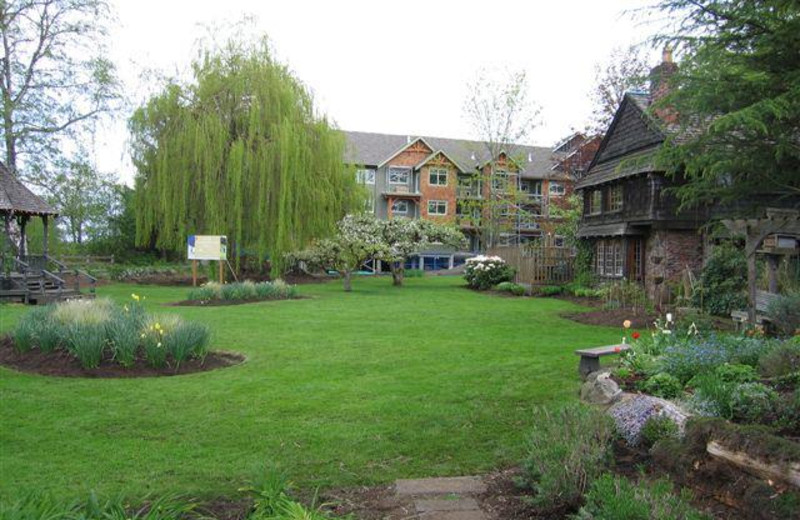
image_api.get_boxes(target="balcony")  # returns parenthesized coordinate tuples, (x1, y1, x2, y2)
(382, 184, 421, 198)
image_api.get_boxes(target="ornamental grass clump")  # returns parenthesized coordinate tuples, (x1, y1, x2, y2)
(187, 280, 298, 302)
(464, 255, 515, 290)
(8, 296, 213, 370)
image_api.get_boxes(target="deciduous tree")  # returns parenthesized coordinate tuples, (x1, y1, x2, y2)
(130, 37, 362, 274)
(587, 46, 651, 134)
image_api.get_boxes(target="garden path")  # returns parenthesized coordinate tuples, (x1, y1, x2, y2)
(394, 476, 488, 520)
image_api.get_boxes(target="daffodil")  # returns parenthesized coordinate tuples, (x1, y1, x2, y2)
(131, 293, 140, 302)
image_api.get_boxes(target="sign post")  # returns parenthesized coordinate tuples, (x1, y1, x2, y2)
(187, 235, 228, 286)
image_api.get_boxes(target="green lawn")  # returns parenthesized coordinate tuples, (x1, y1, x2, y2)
(0, 276, 620, 501)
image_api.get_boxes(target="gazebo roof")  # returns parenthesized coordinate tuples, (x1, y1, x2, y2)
(0, 161, 58, 217)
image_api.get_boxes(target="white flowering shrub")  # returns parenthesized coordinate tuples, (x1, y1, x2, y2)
(464, 255, 516, 290)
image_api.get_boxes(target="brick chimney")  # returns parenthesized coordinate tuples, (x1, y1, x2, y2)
(649, 46, 679, 124)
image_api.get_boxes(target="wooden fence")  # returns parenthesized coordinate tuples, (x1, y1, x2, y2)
(489, 244, 575, 286)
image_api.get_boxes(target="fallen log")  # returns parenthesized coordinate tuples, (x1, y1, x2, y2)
(707, 440, 800, 488)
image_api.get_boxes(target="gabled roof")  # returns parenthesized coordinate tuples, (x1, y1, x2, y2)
(576, 93, 666, 190)
(0, 162, 58, 216)
(414, 150, 466, 173)
(344, 130, 558, 180)
(377, 136, 435, 168)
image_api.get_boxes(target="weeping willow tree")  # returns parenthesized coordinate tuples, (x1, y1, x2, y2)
(130, 38, 362, 274)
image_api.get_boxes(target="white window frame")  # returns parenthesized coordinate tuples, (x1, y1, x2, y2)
(388, 167, 410, 185)
(356, 168, 375, 184)
(427, 200, 447, 216)
(391, 199, 409, 215)
(428, 167, 448, 186)
(491, 170, 509, 192)
(549, 182, 565, 196)
(608, 185, 623, 212)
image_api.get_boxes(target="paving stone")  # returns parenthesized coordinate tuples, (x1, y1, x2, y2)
(417, 511, 486, 520)
(415, 498, 480, 512)
(396, 476, 487, 496)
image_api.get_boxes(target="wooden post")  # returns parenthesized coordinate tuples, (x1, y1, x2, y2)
(766, 254, 779, 294)
(18, 215, 28, 257)
(192, 260, 198, 287)
(746, 235, 758, 323)
(42, 215, 49, 257)
(218, 260, 224, 284)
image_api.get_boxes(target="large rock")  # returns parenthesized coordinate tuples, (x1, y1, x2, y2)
(580, 371, 622, 405)
(608, 393, 691, 445)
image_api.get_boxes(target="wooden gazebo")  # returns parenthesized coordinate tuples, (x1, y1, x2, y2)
(1, 161, 95, 303)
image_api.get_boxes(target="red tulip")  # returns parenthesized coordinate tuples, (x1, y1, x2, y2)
(632, 332, 641, 340)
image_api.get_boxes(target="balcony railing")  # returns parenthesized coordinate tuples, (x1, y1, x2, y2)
(383, 184, 420, 196)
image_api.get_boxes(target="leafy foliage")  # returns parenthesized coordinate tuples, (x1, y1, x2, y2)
(758, 339, 800, 377)
(130, 37, 362, 274)
(640, 415, 680, 448)
(464, 255, 515, 290)
(767, 292, 800, 337)
(692, 243, 747, 316)
(640, 373, 683, 399)
(187, 280, 298, 302)
(574, 473, 710, 520)
(652, 0, 800, 206)
(495, 281, 526, 296)
(521, 405, 614, 513)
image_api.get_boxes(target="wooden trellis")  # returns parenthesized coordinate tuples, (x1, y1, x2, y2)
(722, 208, 800, 322)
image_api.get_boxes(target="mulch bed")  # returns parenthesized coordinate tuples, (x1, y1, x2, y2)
(169, 296, 307, 307)
(561, 307, 657, 329)
(0, 336, 244, 378)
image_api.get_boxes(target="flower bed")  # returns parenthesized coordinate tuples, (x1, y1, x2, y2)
(9, 296, 214, 372)
(182, 280, 299, 305)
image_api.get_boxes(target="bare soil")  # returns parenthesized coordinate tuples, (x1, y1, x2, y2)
(0, 336, 244, 378)
(561, 307, 657, 329)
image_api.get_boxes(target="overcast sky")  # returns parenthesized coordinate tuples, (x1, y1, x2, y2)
(101, 0, 657, 184)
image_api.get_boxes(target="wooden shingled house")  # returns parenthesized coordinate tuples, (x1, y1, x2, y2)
(574, 50, 709, 304)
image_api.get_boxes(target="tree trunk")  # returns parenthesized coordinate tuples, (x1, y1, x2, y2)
(342, 270, 352, 292)
(391, 262, 404, 286)
(747, 238, 758, 323)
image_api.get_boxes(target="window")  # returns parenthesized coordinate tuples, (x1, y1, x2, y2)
(364, 195, 375, 213)
(549, 182, 565, 196)
(429, 167, 448, 186)
(589, 190, 602, 215)
(388, 167, 410, 185)
(356, 168, 375, 184)
(427, 200, 447, 215)
(594, 239, 623, 277)
(491, 170, 509, 192)
(391, 199, 409, 215)
(497, 204, 514, 218)
(608, 185, 623, 212)
(521, 181, 542, 196)
(554, 235, 566, 248)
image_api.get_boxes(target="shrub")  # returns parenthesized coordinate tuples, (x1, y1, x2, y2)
(640, 373, 683, 399)
(640, 415, 679, 448)
(729, 382, 778, 424)
(187, 284, 219, 301)
(65, 322, 107, 369)
(574, 473, 710, 520)
(36, 315, 65, 353)
(533, 285, 563, 297)
(464, 255, 515, 290)
(495, 281, 525, 296)
(188, 280, 297, 302)
(598, 280, 648, 311)
(714, 363, 759, 384)
(758, 340, 800, 377)
(404, 269, 424, 278)
(692, 242, 747, 316)
(521, 405, 614, 512)
(775, 388, 800, 435)
(767, 292, 800, 337)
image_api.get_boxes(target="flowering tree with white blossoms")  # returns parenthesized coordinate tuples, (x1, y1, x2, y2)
(290, 214, 387, 292)
(464, 255, 516, 290)
(377, 219, 466, 287)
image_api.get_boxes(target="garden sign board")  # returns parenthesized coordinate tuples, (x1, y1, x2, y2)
(187, 235, 227, 261)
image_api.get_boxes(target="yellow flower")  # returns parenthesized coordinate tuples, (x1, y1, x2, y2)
(131, 293, 140, 301)
(123, 305, 129, 312)
(623, 320, 632, 329)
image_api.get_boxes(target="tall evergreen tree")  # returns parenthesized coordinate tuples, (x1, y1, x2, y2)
(652, 0, 800, 208)
(130, 38, 363, 273)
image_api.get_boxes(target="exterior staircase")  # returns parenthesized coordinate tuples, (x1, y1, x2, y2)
(1, 255, 96, 305)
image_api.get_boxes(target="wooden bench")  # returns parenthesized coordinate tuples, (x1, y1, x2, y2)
(575, 345, 630, 378)
(731, 290, 779, 329)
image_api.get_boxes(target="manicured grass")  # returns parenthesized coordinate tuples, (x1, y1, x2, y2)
(0, 276, 621, 501)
